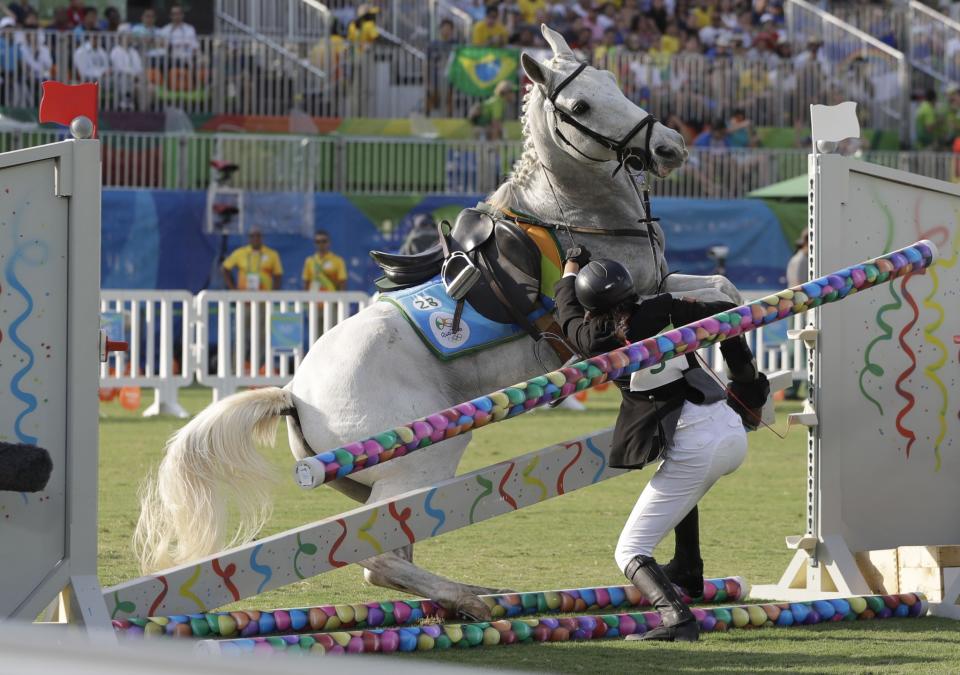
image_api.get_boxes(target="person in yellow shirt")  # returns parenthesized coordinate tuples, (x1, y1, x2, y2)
(518, 0, 546, 24)
(302, 230, 347, 291)
(222, 228, 284, 291)
(348, 4, 380, 48)
(691, 0, 714, 29)
(472, 6, 508, 47)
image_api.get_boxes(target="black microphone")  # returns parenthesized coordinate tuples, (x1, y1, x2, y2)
(0, 443, 53, 492)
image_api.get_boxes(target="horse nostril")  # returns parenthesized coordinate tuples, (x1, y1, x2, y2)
(655, 145, 680, 161)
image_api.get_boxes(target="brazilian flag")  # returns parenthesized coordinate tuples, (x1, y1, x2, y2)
(447, 47, 519, 98)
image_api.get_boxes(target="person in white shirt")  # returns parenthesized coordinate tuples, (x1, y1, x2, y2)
(132, 8, 166, 66)
(73, 33, 109, 82)
(110, 26, 143, 110)
(158, 4, 198, 66)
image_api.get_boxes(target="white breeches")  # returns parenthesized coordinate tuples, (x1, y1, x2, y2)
(614, 399, 748, 573)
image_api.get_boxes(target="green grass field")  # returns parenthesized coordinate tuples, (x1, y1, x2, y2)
(99, 388, 960, 673)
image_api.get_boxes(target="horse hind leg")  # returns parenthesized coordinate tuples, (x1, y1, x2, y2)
(361, 552, 501, 622)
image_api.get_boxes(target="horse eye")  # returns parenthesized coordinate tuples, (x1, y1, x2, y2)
(571, 100, 590, 115)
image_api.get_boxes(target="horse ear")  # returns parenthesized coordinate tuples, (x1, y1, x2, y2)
(521, 52, 550, 88)
(541, 23, 576, 61)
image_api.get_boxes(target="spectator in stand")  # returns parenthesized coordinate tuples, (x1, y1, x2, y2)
(509, 23, 535, 47)
(348, 4, 380, 49)
(222, 228, 283, 291)
(66, 0, 84, 27)
(73, 32, 109, 82)
(518, 0, 547, 25)
(18, 22, 51, 94)
(111, 25, 143, 110)
(73, 6, 98, 35)
(698, 13, 730, 50)
(159, 4, 199, 67)
(727, 108, 758, 147)
(472, 6, 508, 47)
(302, 230, 347, 291)
(0, 17, 16, 105)
(103, 6, 121, 32)
(691, 0, 714, 29)
(793, 37, 827, 69)
(470, 79, 516, 140)
(426, 18, 457, 114)
(6, 1, 31, 25)
(133, 8, 166, 66)
(593, 27, 620, 61)
(915, 89, 940, 150)
(943, 86, 960, 147)
(647, 0, 671, 34)
(753, 13, 780, 51)
(50, 7, 71, 31)
(693, 118, 732, 148)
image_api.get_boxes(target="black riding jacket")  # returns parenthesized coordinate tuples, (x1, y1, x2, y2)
(554, 275, 758, 469)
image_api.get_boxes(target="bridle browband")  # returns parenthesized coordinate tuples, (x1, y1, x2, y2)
(547, 61, 658, 177)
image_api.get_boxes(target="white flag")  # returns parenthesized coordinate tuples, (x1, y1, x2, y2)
(810, 102, 860, 147)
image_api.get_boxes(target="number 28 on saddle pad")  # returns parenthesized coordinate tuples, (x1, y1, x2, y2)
(379, 275, 554, 360)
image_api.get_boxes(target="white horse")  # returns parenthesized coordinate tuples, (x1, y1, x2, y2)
(135, 25, 743, 621)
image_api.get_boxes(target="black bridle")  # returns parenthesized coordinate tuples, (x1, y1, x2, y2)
(547, 61, 658, 177)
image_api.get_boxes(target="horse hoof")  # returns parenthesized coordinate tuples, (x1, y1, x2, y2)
(455, 594, 493, 622)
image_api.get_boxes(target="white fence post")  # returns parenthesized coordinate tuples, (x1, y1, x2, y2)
(99, 291, 194, 418)
(195, 290, 371, 402)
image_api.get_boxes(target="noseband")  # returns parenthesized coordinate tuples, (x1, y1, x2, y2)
(547, 61, 657, 177)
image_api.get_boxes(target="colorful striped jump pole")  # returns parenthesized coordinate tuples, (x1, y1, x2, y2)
(198, 593, 928, 656)
(112, 578, 747, 639)
(295, 240, 937, 489)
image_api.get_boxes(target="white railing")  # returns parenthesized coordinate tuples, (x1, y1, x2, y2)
(700, 304, 806, 381)
(215, 0, 330, 43)
(907, 1, 960, 87)
(785, 0, 909, 142)
(194, 290, 370, 401)
(101, 288, 806, 415)
(99, 291, 194, 418)
(4, 128, 955, 197)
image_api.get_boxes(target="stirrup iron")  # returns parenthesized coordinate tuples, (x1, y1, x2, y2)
(441, 251, 480, 301)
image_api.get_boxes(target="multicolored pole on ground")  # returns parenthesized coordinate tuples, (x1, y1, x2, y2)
(198, 593, 928, 656)
(112, 578, 747, 639)
(295, 240, 937, 488)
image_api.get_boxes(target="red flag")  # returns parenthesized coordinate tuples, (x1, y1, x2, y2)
(38, 81, 98, 137)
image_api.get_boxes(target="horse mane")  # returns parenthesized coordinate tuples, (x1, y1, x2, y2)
(487, 81, 542, 211)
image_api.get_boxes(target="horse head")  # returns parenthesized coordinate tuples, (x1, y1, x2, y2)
(520, 24, 687, 178)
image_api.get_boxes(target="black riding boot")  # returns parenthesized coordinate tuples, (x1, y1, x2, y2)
(661, 506, 704, 598)
(624, 555, 700, 642)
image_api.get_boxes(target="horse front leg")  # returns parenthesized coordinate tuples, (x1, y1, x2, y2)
(356, 434, 510, 621)
(661, 272, 743, 305)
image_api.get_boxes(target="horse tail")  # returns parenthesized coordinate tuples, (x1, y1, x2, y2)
(133, 387, 293, 573)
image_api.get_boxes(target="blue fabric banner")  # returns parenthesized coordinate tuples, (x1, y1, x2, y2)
(100, 191, 793, 293)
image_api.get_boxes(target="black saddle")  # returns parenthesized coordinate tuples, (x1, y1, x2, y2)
(369, 244, 444, 288)
(370, 208, 542, 325)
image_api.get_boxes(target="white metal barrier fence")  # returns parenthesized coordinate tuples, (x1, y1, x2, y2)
(194, 290, 371, 401)
(99, 289, 806, 415)
(99, 291, 195, 418)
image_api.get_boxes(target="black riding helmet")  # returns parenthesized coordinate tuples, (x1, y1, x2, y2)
(574, 259, 637, 312)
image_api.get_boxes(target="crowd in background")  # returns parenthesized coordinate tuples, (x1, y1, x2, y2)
(456, 0, 799, 64)
(0, 1, 199, 108)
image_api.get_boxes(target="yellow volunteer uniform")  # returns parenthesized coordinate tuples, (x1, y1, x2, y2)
(223, 245, 283, 291)
(348, 19, 379, 46)
(471, 21, 509, 46)
(303, 252, 347, 291)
